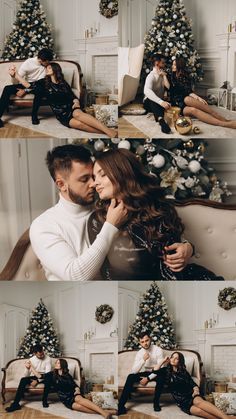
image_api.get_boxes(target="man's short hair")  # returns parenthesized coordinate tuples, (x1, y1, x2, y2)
(139, 331, 150, 340)
(152, 54, 165, 66)
(38, 48, 54, 61)
(46, 144, 92, 181)
(32, 343, 43, 353)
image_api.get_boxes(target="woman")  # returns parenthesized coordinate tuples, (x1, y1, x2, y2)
(170, 57, 236, 129)
(148, 352, 236, 418)
(9, 63, 117, 137)
(88, 148, 224, 280)
(43, 359, 115, 418)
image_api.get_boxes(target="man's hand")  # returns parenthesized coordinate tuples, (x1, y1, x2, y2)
(143, 352, 150, 362)
(106, 199, 127, 228)
(140, 377, 149, 386)
(9, 65, 16, 77)
(161, 101, 171, 110)
(25, 360, 31, 369)
(16, 88, 26, 98)
(164, 242, 193, 272)
(158, 69, 167, 77)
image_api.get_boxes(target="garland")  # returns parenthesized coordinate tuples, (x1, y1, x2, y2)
(99, 0, 118, 18)
(218, 287, 236, 310)
(95, 304, 114, 324)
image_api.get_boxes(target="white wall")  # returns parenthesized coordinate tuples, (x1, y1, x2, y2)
(119, 281, 236, 352)
(0, 282, 118, 357)
(120, 0, 236, 91)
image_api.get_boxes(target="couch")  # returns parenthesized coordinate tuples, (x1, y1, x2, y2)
(0, 59, 83, 108)
(118, 348, 203, 396)
(1, 356, 84, 403)
(118, 44, 145, 106)
(0, 199, 235, 281)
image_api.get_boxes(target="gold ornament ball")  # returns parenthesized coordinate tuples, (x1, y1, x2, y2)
(184, 140, 194, 149)
(175, 116, 193, 135)
(198, 143, 205, 153)
(193, 126, 201, 134)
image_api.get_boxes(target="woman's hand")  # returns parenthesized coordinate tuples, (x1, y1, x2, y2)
(192, 386, 200, 397)
(190, 93, 208, 105)
(74, 387, 81, 395)
(106, 199, 128, 228)
(72, 98, 80, 109)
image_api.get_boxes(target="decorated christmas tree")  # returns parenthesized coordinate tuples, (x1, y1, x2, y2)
(2, 0, 54, 60)
(18, 299, 61, 358)
(143, 0, 203, 84)
(124, 282, 176, 350)
(73, 138, 231, 202)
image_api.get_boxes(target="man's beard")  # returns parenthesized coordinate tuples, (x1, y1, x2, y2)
(68, 187, 95, 206)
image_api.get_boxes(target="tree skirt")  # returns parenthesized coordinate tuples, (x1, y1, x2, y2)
(2, 107, 108, 139)
(121, 106, 236, 139)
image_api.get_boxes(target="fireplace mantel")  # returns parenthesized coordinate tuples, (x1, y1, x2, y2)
(217, 33, 236, 87)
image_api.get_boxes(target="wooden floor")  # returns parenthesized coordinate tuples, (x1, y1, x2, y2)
(0, 403, 62, 418)
(118, 117, 146, 138)
(0, 122, 50, 138)
(120, 412, 157, 419)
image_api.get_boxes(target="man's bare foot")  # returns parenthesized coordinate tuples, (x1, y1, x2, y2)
(107, 128, 118, 138)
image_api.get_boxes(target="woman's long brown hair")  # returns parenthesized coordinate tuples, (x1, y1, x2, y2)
(45, 62, 67, 90)
(54, 358, 69, 376)
(175, 57, 188, 78)
(95, 149, 184, 242)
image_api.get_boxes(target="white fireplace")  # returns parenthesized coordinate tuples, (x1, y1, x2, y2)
(78, 337, 118, 387)
(196, 327, 236, 379)
(77, 36, 118, 96)
(217, 33, 236, 87)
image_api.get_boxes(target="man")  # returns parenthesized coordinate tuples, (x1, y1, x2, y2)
(30, 144, 127, 281)
(5, 344, 51, 412)
(0, 48, 53, 128)
(144, 54, 171, 134)
(118, 333, 167, 415)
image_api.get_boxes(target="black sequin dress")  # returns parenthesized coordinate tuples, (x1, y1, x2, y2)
(32, 78, 79, 127)
(88, 212, 224, 280)
(153, 367, 201, 415)
(44, 372, 81, 409)
(169, 72, 193, 112)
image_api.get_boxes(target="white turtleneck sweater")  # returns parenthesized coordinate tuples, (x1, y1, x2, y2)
(144, 69, 165, 106)
(29, 195, 118, 281)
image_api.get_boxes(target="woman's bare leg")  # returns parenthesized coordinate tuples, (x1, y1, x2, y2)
(72, 402, 97, 413)
(71, 109, 118, 137)
(73, 395, 113, 418)
(192, 396, 235, 419)
(183, 106, 236, 129)
(190, 406, 217, 419)
(184, 96, 228, 122)
(69, 118, 102, 133)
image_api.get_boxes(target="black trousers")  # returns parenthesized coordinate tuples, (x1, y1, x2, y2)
(13, 376, 39, 404)
(0, 83, 44, 119)
(118, 370, 166, 409)
(143, 98, 164, 121)
(42, 372, 54, 403)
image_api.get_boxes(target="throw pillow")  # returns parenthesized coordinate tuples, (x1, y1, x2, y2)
(120, 103, 146, 115)
(93, 105, 118, 127)
(213, 392, 236, 414)
(91, 391, 118, 409)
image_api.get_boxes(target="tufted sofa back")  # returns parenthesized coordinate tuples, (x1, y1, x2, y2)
(118, 348, 202, 390)
(175, 201, 236, 280)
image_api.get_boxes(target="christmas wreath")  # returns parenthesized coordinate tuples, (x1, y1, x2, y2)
(218, 287, 236, 310)
(99, 0, 118, 18)
(95, 304, 114, 324)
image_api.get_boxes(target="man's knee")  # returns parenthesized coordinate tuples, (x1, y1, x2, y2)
(126, 373, 137, 382)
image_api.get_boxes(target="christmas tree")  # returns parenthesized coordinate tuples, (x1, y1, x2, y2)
(124, 282, 176, 350)
(73, 138, 231, 202)
(18, 299, 61, 358)
(143, 0, 204, 84)
(2, 0, 54, 60)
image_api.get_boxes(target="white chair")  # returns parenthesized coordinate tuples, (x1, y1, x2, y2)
(118, 44, 145, 106)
